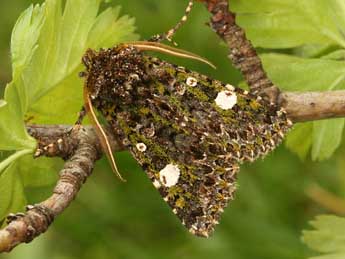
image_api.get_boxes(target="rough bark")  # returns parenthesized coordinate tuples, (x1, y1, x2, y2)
(0, 126, 121, 253)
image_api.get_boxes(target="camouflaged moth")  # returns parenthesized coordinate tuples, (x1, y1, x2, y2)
(80, 41, 292, 237)
(79, 1, 293, 237)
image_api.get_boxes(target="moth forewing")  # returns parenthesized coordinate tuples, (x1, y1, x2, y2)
(81, 43, 292, 237)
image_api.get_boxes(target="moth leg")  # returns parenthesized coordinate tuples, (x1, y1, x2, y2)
(83, 87, 126, 182)
(150, 0, 194, 44)
(74, 106, 86, 126)
(63, 106, 86, 138)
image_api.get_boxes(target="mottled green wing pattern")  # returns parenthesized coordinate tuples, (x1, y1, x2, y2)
(82, 45, 292, 237)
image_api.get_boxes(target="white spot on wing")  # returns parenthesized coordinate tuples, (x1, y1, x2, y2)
(159, 164, 180, 187)
(136, 143, 147, 152)
(215, 90, 237, 110)
(176, 84, 186, 95)
(186, 77, 198, 87)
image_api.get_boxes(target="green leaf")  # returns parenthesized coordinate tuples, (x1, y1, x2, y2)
(0, 100, 6, 108)
(232, 0, 345, 49)
(10, 3, 45, 112)
(87, 7, 138, 49)
(285, 123, 313, 160)
(312, 119, 345, 161)
(21, 0, 98, 106)
(261, 53, 345, 92)
(0, 4, 45, 151)
(0, 149, 33, 174)
(0, 0, 138, 216)
(28, 71, 83, 124)
(0, 4, 44, 151)
(0, 154, 59, 222)
(231, 1, 345, 160)
(1, 0, 138, 143)
(321, 49, 345, 60)
(28, 4, 138, 124)
(19, 155, 60, 188)
(0, 82, 36, 151)
(0, 162, 26, 221)
(261, 53, 345, 160)
(302, 215, 345, 259)
(293, 44, 333, 59)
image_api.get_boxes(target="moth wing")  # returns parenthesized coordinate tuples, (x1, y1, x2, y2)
(126, 137, 239, 237)
(146, 158, 239, 238)
(82, 43, 291, 237)
(113, 90, 240, 237)
(106, 54, 289, 237)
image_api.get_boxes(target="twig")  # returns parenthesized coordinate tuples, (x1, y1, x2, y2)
(306, 184, 345, 216)
(201, 0, 280, 104)
(0, 126, 121, 253)
(279, 91, 345, 122)
(200, 0, 345, 122)
(27, 125, 122, 158)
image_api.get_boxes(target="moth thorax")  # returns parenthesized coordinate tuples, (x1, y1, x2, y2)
(83, 45, 147, 101)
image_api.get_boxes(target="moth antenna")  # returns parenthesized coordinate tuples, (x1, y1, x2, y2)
(150, 0, 194, 44)
(166, 0, 193, 42)
(83, 87, 126, 182)
(125, 41, 216, 69)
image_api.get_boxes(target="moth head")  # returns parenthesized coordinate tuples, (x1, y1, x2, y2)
(81, 47, 128, 182)
(81, 45, 145, 102)
(81, 48, 102, 100)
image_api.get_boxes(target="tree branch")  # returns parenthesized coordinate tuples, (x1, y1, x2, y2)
(0, 125, 122, 253)
(200, 0, 280, 104)
(200, 0, 345, 122)
(279, 91, 345, 122)
(27, 125, 122, 158)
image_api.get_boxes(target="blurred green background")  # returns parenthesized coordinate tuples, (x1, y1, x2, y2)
(1, 1, 345, 259)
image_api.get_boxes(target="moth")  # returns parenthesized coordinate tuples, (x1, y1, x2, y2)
(80, 41, 292, 237)
(79, 2, 293, 237)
